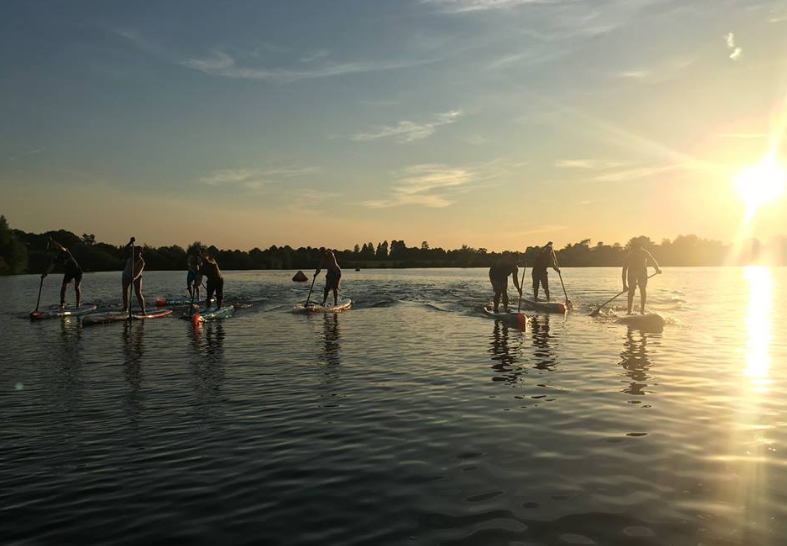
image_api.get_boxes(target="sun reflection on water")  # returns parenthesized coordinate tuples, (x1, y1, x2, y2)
(743, 266, 773, 388)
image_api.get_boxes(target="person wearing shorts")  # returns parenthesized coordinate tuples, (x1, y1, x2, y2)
(200, 250, 224, 309)
(622, 241, 662, 314)
(489, 259, 521, 313)
(316, 247, 342, 307)
(532, 242, 559, 302)
(122, 237, 146, 314)
(42, 238, 83, 308)
(187, 253, 203, 300)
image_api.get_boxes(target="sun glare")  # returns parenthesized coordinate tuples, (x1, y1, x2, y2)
(733, 156, 787, 217)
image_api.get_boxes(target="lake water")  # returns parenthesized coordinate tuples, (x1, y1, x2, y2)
(1, 267, 786, 545)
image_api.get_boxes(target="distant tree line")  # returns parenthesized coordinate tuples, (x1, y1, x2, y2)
(0, 215, 785, 275)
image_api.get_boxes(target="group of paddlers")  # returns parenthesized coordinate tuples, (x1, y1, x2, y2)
(42, 238, 660, 316)
(488, 241, 662, 315)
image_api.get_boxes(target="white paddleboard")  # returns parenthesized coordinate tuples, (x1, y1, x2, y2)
(293, 298, 352, 313)
(83, 308, 173, 325)
(520, 299, 567, 314)
(616, 313, 665, 331)
(30, 304, 97, 320)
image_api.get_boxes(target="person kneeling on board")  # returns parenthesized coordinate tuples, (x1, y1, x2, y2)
(622, 241, 661, 315)
(489, 259, 521, 313)
(532, 242, 560, 302)
(42, 237, 83, 309)
(200, 249, 224, 309)
(121, 237, 146, 314)
(315, 247, 342, 307)
(187, 250, 203, 301)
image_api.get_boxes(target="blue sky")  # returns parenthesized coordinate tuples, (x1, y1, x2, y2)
(2, 0, 786, 250)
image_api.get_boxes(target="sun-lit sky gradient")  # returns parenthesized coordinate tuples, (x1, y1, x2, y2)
(2, 0, 787, 251)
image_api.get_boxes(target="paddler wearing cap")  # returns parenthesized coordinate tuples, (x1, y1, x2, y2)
(532, 242, 560, 302)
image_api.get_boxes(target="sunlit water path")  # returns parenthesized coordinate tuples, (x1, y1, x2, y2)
(1, 267, 785, 545)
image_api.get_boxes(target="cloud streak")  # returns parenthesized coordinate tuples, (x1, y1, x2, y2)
(422, 0, 546, 13)
(725, 32, 742, 60)
(351, 111, 463, 143)
(199, 167, 316, 189)
(363, 163, 493, 208)
(183, 51, 430, 83)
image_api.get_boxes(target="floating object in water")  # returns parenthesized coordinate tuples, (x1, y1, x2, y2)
(292, 271, 308, 282)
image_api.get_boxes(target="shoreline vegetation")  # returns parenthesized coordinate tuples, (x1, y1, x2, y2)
(1, 215, 785, 275)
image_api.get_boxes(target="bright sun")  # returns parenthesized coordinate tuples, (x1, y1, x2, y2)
(734, 156, 787, 216)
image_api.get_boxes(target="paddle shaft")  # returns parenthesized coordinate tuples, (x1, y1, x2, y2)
(557, 270, 571, 309)
(34, 276, 44, 313)
(517, 263, 526, 313)
(128, 240, 134, 321)
(590, 271, 659, 317)
(304, 274, 318, 307)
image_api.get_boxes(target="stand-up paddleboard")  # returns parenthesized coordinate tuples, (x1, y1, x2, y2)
(616, 313, 665, 331)
(520, 299, 567, 314)
(30, 304, 97, 320)
(483, 306, 529, 327)
(293, 298, 352, 313)
(183, 305, 235, 323)
(83, 308, 173, 325)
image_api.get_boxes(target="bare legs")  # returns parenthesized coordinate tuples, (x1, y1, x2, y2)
(122, 278, 145, 314)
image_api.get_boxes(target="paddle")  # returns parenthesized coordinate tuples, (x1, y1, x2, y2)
(128, 237, 135, 322)
(30, 275, 45, 319)
(589, 272, 659, 317)
(304, 272, 318, 307)
(557, 270, 572, 310)
(517, 263, 526, 313)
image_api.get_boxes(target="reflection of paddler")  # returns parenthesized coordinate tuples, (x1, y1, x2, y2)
(532, 242, 559, 302)
(622, 241, 662, 315)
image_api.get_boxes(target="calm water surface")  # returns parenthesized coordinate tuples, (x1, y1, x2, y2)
(1, 267, 786, 545)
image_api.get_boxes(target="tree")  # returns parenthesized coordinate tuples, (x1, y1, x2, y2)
(376, 240, 389, 259)
(353, 244, 360, 254)
(421, 241, 430, 250)
(81, 233, 96, 246)
(0, 216, 29, 274)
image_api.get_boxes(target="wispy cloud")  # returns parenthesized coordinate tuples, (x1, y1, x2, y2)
(300, 49, 330, 63)
(716, 132, 767, 139)
(555, 159, 627, 170)
(725, 32, 742, 60)
(423, 0, 545, 14)
(183, 51, 430, 83)
(350, 111, 463, 143)
(199, 167, 316, 189)
(8, 147, 45, 161)
(589, 164, 680, 183)
(363, 163, 495, 208)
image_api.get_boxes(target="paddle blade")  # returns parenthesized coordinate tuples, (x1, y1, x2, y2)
(191, 312, 201, 326)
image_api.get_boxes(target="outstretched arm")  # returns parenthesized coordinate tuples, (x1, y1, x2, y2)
(622, 258, 629, 291)
(512, 267, 522, 294)
(133, 258, 145, 280)
(645, 249, 662, 273)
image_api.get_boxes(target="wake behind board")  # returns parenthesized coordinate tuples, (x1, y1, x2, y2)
(293, 298, 352, 313)
(483, 306, 528, 327)
(182, 305, 235, 323)
(30, 304, 97, 320)
(83, 308, 173, 325)
(520, 299, 567, 314)
(616, 313, 665, 331)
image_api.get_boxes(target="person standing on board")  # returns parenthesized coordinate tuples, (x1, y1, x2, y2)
(532, 242, 560, 302)
(622, 241, 662, 315)
(315, 247, 342, 307)
(200, 249, 224, 309)
(42, 237, 83, 308)
(187, 251, 203, 301)
(489, 259, 521, 313)
(121, 237, 146, 314)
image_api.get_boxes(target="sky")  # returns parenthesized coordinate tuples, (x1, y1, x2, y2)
(2, 0, 787, 251)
